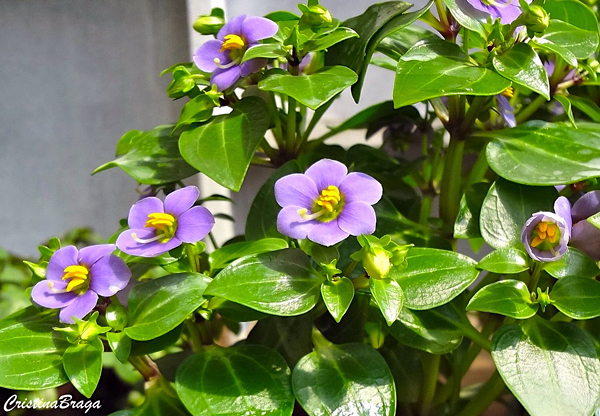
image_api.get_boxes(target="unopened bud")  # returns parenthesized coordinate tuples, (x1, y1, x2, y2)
(521, 5, 550, 35)
(363, 248, 391, 280)
(193, 15, 225, 35)
(106, 303, 128, 331)
(299, 4, 333, 26)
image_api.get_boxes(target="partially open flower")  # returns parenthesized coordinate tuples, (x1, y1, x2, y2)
(31, 245, 131, 324)
(568, 191, 600, 261)
(521, 197, 571, 262)
(495, 90, 516, 128)
(274, 159, 383, 246)
(116, 186, 215, 257)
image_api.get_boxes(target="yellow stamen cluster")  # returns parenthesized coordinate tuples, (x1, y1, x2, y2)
(220, 34, 245, 51)
(530, 221, 559, 248)
(62, 265, 89, 293)
(501, 87, 514, 98)
(315, 186, 342, 213)
(145, 213, 176, 230)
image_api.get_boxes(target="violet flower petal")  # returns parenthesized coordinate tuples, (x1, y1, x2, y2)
(59, 290, 98, 324)
(175, 206, 215, 243)
(554, 196, 572, 232)
(31, 280, 76, 309)
(78, 244, 116, 268)
(305, 159, 348, 191)
(217, 15, 247, 40)
(241, 16, 279, 43)
(496, 95, 516, 128)
(571, 221, 600, 261)
(337, 202, 377, 236)
(275, 174, 319, 208)
(339, 172, 383, 205)
(276, 205, 315, 239)
(89, 255, 132, 297)
(307, 221, 349, 247)
(572, 191, 600, 222)
(164, 186, 200, 218)
(212, 66, 242, 91)
(46, 246, 79, 281)
(240, 58, 268, 77)
(116, 229, 182, 257)
(193, 39, 229, 73)
(128, 197, 164, 229)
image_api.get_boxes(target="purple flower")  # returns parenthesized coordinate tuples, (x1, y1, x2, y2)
(566, 191, 600, 261)
(521, 197, 571, 262)
(496, 93, 516, 128)
(274, 159, 383, 247)
(465, 0, 523, 24)
(31, 244, 131, 324)
(193, 15, 278, 91)
(116, 186, 215, 257)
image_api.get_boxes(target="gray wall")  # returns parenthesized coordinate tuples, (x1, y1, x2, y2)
(0, 0, 189, 256)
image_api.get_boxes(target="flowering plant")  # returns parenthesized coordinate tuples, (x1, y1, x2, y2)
(3, 0, 600, 415)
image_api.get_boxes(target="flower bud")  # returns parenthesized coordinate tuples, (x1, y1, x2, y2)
(521, 5, 550, 35)
(533, 287, 553, 312)
(193, 15, 225, 35)
(298, 4, 333, 26)
(106, 303, 128, 331)
(54, 312, 110, 343)
(363, 247, 391, 280)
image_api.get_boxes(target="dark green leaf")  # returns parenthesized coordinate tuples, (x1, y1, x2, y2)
(467, 280, 538, 319)
(551, 276, 600, 319)
(477, 248, 529, 274)
(205, 249, 325, 316)
(211, 299, 269, 322)
(533, 20, 598, 66)
(554, 95, 577, 127)
(125, 273, 211, 341)
(209, 238, 289, 271)
(176, 345, 294, 416)
(545, 247, 600, 279)
(377, 25, 442, 58)
(241, 44, 289, 63)
(63, 338, 103, 398)
(107, 331, 131, 363)
(370, 277, 404, 326)
(302, 27, 359, 54)
(129, 325, 183, 356)
(321, 277, 355, 323)
(179, 97, 270, 191)
(492, 43, 549, 100)
(111, 383, 191, 416)
(174, 94, 215, 131)
(442, 0, 486, 36)
(454, 182, 491, 239)
(544, 0, 600, 34)
(378, 342, 423, 403)
(568, 96, 600, 122)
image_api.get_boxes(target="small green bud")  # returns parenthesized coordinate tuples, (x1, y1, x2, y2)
(106, 303, 128, 331)
(320, 259, 342, 280)
(520, 5, 550, 35)
(390, 244, 412, 267)
(298, 3, 333, 26)
(533, 287, 553, 312)
(363, 248, 391, 279)
(365, 321, 386, 349)
(193, 15, 225, 35)
(54, 312, 111, 344)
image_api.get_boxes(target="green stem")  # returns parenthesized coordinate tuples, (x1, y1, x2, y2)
(455, 371, 505, 416)
(185, 244, 199, 273)
(185, 319, 203, 353)
(208, 232, 219, 250)
(528, 261, 545, 292)
(421, 11, 447, 34)
(434, 0, 450, 27)
(286, 96, 297, 152)
(515, 95, 546, 123)
(439, 138, 465, 227)
(268, 92, 284, 149)
(466, 146, 490, 186)
(420, 354, 441, 416)
(462, 96, 488, 131)
(459, 317, 497, 378)
(260, 138, 278, 160)
(420, 194, 433, 225)
(344, 260, 359, 277)
(128, 355, 160, 382)
(297, 99, 334, 153)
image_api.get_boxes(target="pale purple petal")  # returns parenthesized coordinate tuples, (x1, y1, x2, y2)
(240, 58, 268, 77)
(212, 66, 242, 91)
(116, 229, 182, 257)
(46, 246, 79, 281)
(217, 15, 247, 40)
(89, 255, 132, 297)
(275, 174, 319, 208)
(571, 221, 600, 261)
(572, 191, 600, 222)
(307, 221, 349, 247)
(128, 197, 164, 229)
(521, 211, 569, 262)
(305, 159, 348, 191)
(175, 206, 215, 243)
(554, 196, 572, 232)
(31, 280, 76, 309)
(164, 186, 200, 218)
(466, 0, 522, 23)
(59, 290, 98, 324)
(193, 39, 229, 73)
(277, 205, 315, 240)
(241, 16, 279, 43)
(78, 244, 116, 268)
(339, 172, 383, 205)
(496, 95, 516, 128)
(338, 202, 377, 236)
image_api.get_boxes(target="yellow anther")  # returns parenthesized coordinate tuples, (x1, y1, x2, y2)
(538, 222, 548, 232)
(220, 34, 245, 51)
(537, 230, 547, 239)
(502, 87, 514, 98)
(531, 236, 544, 248)
(546, 224, 556, 237)
(145, 213, 175, 228)
(548, 233, 558, 243)
(530, 221, 561, 250)
(62, 265, 89, 293)
(66, 278, 87, 292)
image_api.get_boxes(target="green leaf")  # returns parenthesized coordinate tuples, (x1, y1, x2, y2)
(492, 43, 549, 100)
(388, 306, 463, 354)
(125, 273, 211, 341)
(302, 27, 359, 54)
(107, 332, 131, 363)
(112, 381, 191, 416)
(321, 277, 355, 323)
(378, 343, 423, 403)
(205, 249, 325, 316)
(370, 278, 404, 326)
(442, 0, 487, 36)
(477, 248, 530, 274)
(179, 96, 270, 191)
(467, 280, 538, 319)
(258, 66, 357, 110)
(93, 126, 198, 185)
(63, 338, 103, 398)
(209, 238, 289, 271)
(545, 247, 600, 279)
(175, 345, 294, 416)
(378, 25, 442, 58)
(554, 95, 577, 127)
(454, 182, 491, 239)
(492, 318, 600, 416)
(174, 94, 215, 131)
(241, 44, 289, 63)
(532, 20, 598, 66)
(292, 342, 396, 416)
(245, 161, 301, 240)
(551, 276, 600, 319)
(568, 95, 600, 122)
(391, 248, 479, 310)
(479, 178, 556, 249)
(394, 39, 510, 108)
(130, 325, 182, 356)
(588, 211, 600, 230)
(0, 307, 69, 390)
(544, 0, 600, 34)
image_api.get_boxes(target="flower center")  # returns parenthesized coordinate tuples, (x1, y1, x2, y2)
(501, 87, 514, 98)
(213, 34, 246, 70)
(530, 221, 561, 251)
(297, 186, 344, 223)
(221, 34, 245, 51)
(62, 265, 90, 293)
(132, 212, 177, 244)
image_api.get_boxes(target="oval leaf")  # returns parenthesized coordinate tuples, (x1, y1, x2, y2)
(477, 248, 529, 274)
(321, 277, 355, 323)
(492, 43, 549, 100)
(370, 277, 404, 326)
(209, 238, 289, 271)
(467, 280, 538, 319)
(63, 338, 103, 398)
(551, 276, 600, 319)
(545, 247, 600, 279)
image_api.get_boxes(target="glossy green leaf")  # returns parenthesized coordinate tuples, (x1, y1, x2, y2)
(492, 43, 549, 100)
(389, 306, 463, 354)
(321, 277, 355, 323)
(545, 247, 600, 279)
(479, 178, 556, 248)
(125, 273, 211, 341)
(129, 325, 182, 356)
(205, 249, 324, 316)
(467, 280, 538, 319)
(454, 182, 491, 239)
(63, 338, 103, 398)
(174, 94, 215, 131)
(241, 44, 288, 63)
(111, 381, 191, 416)
(391, 248, 479, 310)
(394, 40, 511, 108)
(107, 332, 131, 363)
(211, 299, 269, 322)
(292, 342, 396, 416)
(569, 96, 600, 122)
(302, 27, 359, 54)
(176, 345, 294, 416)
(492, 318, 600, 416)
(179, 97, 270, 191)
(94, 126, 198, 185)
(258, 66, 357, 110)
(477, 248, 529, 274)
(442, 0, 486, 36)
(551, 276, 600, 319)
(245, 161, 301, 241)
(544, 0, 599, 33)
(554, 95, 577, 127)
(533, 20, 598, 66)
(209, 238, 289, 271)
(378, 25, 442, 58)
(370, 278, 404, 326)
(378, 343, 423, 403)
(588, 211, 600, 230)
(0, 307, 69, 390)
